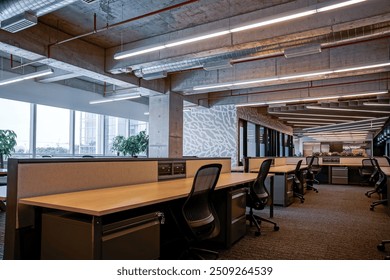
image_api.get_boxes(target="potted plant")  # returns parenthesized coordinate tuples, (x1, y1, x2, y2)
(0, 129, 17, 168)
(111, 131, 149, 157)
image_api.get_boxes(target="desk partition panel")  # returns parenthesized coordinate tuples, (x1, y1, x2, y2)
(4, 157, 231, 259)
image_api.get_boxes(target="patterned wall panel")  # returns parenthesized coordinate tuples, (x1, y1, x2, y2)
(183, 105, 238, 165)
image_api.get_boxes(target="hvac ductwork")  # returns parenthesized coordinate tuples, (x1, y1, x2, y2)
(0, 0, 79, 33)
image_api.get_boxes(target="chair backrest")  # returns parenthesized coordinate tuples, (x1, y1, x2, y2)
(371, 158, 386, 192)
(182, 163, 222, 240)
(250, 158, 272, 209)
(306, 156, 313, 166)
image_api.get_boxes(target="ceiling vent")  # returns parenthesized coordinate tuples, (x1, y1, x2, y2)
(0, 11, 37, 33)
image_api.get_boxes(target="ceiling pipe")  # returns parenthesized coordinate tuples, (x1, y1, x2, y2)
(49, 0, 199, 48)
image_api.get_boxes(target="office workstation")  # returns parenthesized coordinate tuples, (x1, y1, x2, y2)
(0, 0, 390, 261)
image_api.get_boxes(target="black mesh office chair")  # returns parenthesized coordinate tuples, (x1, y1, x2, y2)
(293, 160, 305, 203)
(178, 163, 222, 259)
(361, 158, 376, 189)
(305, 156, 319, 193)
(246, 159, 279, 236)
(369, 158, 387, 211)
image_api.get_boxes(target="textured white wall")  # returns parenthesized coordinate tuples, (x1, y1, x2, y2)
(183, 105, 238, 165)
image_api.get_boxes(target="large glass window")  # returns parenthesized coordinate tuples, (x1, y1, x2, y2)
(36, 105, 71, 156)
(104, 116, 128, 155)
(75, 111, 103, 155)
(0, 98, 31, 156)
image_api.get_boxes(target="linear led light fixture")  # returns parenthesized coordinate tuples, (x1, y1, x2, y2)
(303, 125, 383, 133)
(363, 102, 390, 107)
(305, 105, 390, 114)
(114, 0, 366, 60)
(0, 68, 54, 86)
(198, 61, 390, 91)
(235, 90, 388, 107)
(287, 121, 337, 125)
(280, 117, 346, 122)
(89, 94, 141, 104)
(268, 112, 371, 119)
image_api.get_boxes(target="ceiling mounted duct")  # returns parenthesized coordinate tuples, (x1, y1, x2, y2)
(284, 44, 322, 58)
(142, 71, 167, 80)
(0, 11, 37, 33)
(0, 0, 78, 33)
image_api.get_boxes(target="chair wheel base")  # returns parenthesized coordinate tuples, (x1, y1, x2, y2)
(274, 225, 280, 231)
(370, 206, 374, 211)
(377, 243, 385, 251)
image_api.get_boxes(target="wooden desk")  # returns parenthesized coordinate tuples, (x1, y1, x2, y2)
(19, 172, 258, 259)
(20, 173, 257, 216)
(0, 168, 7, 176)
(0, 185, 6, 212)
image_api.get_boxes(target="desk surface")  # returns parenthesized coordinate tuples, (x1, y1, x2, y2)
(19, 172, 257, 216)
(250, 164, 307, 174)
(382, 167, 390, 176)
(0, 169, 7, 176)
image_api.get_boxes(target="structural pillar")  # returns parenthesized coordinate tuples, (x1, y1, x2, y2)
(148, 89, 183, 158)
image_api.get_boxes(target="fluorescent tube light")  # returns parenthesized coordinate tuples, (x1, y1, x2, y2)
(165, 30, 230, 47)
(114, 45, 166, 60)
(196, 62, 390, 91)
(0, 68, 54, 86)
(305, 105, 389, 114)
(89, 94, 141, 104)
(230, 9, 317, 32)
(114, 0, 366, 60)
(235, 91, 388, 107)
(316, 0, 366, 12)
(363, 102, 390, 106)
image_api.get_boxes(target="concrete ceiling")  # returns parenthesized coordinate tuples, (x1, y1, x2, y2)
(0, 0, 389, 142)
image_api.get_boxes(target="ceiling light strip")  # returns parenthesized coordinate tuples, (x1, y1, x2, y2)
(89, 94, 141, 104)
(198, 61, 390, 91)
(0, 69, 54, 86)
(114, 0, 367, 60)
(363, 102, 390, 107)
(235, 90, 388, 107)
(267, 112, 371, 119)
(305, 105, 390, 114)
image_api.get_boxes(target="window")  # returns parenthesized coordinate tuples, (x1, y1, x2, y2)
(36, 105, 70, 156)
(104, 116, 128, 155)
(0, 98, 31, 155)
(75, 111, 103, 155)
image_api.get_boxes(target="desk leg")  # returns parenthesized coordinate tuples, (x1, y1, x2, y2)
(270, 176, 274, 218)
(92, 216, 102, 260)
(33, 207, 42, 259)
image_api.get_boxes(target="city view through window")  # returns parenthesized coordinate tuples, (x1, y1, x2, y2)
(0, 98, 148, 158)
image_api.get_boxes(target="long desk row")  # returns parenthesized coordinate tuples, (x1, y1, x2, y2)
(18, 172, 260, 260)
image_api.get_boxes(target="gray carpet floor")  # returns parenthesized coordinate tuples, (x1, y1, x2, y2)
(0, 184, 389, 260)
(219, 184, 390, 260)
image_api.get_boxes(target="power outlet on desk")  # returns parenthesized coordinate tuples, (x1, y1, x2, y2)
(158, 161, 186, 180)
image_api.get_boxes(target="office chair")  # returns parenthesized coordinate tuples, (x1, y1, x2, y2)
(293, 160, 305, 203)
(176, 163, 222, 259)
(361, 158, 376, 189)
(305, 156, 319, 193)
(246, 159, 279, 236)
(377, 240, 390, 260)
(369, 158, 387, 211)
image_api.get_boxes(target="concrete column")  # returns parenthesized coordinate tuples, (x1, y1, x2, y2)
(148, 89, 183, 158)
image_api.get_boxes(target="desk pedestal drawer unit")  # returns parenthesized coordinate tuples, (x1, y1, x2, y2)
(213, 187, 247, 247)
(331, 167, 348, 185)
(274, 174, 294, 206)
(41, 211, 163, 260)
